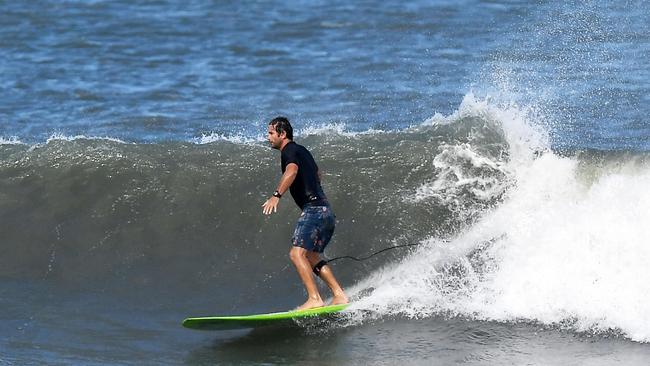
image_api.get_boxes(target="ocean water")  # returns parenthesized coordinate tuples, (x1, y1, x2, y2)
(1, 1, 650, 365)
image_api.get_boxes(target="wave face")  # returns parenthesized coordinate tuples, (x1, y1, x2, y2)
(2, 95, 649, 341)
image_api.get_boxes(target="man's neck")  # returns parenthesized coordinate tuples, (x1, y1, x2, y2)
(279, 139, 292, 151)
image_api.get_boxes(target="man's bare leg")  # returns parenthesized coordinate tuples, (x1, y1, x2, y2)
(289, 247, 325, 310)
(306, 251, 349, 305)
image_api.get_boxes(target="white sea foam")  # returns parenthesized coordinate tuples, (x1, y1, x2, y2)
(45, 133, 127, 144)
(193, 132, 265, 145)
(348, 95, 650, 343)
(458, 155, 650, 342)
(0, 136, 24, 145)
(195, 123, 386, 145)
(409, 142, 511, 205)
(298, 122, 386, 138)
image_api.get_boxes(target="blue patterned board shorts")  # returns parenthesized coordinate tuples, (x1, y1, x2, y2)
(292, 205, 335, 253)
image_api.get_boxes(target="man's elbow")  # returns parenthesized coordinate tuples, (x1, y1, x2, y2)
(287, 164, 299, 176)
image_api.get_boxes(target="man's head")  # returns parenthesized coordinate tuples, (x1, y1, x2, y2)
(268, 116, 293, 149)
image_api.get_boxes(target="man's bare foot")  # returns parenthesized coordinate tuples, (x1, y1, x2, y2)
(296, 298, 325, 310)
(329, 294, 349, 306)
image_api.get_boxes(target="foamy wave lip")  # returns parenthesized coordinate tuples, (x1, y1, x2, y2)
(423, 92, 549, 157)
(193, 132, 265, 145)
(422, 92, 498, 126)
(46, 133, 127, 144)
(298, 122, 386, 137)
(405, 92, 545, 204)
(0, 136, 24, 145)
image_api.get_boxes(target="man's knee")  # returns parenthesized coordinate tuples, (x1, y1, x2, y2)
(289, 247, 306, 263)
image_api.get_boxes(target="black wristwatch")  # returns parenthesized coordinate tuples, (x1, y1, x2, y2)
(272, 191, 282, 198)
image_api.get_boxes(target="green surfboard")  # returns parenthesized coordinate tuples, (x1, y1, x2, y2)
(182, 303, 349, 330)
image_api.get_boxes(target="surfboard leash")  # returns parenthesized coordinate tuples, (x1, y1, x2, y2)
(312, 243, 422, 275)
(324, 242, 423, 264)
(313, 234, 504, 275)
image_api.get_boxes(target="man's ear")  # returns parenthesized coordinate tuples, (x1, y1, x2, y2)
(279, 130, 287, 139)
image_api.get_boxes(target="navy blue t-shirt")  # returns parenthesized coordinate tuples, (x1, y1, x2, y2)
(281, 141, 327, 209)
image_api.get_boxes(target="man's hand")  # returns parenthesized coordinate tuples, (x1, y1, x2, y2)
(262, 196, 280, 215)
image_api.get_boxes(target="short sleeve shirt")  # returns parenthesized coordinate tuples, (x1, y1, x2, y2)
(281, 141, 327, 209)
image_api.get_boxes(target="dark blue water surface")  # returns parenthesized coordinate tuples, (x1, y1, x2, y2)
(2, 0, 647, 148)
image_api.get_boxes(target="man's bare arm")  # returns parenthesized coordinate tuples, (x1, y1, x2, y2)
(262, 163, 298, 215)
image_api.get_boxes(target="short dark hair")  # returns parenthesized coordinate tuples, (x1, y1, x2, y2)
(269, 116, 293, 140)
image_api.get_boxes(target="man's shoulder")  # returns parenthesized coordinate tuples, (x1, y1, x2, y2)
(282, 141, 313, 163)
(288, 141, 304, 148)
(282, 141, 305, 154)
(281, 141, 300, 161)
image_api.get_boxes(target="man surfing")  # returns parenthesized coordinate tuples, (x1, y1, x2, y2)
(262, 116, 349, 310)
